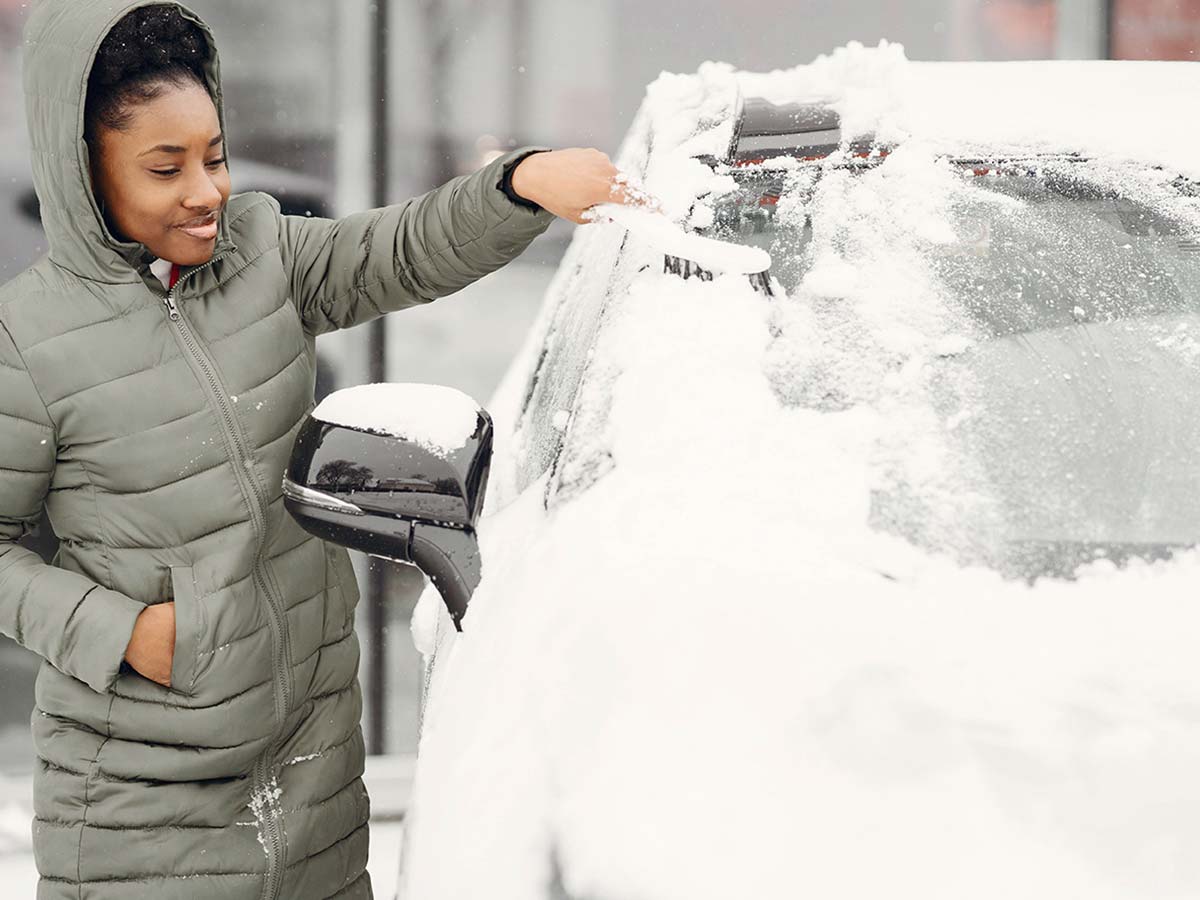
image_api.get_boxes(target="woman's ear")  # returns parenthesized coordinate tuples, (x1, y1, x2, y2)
(86, 141, 109, 214)
(86, 142, 120, 238)
(86, 143, 101, 202)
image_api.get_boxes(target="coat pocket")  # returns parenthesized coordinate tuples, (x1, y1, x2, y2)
(325, 542, 358, 636)
(169, 565, 203, 695)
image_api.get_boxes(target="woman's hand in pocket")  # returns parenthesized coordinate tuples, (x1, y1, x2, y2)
(125, 602, 176, 686)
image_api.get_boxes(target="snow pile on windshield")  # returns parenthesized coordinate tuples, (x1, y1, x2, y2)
(400, 48, 1200, 900)
(633, 62, 741, 219)
(312, 383, 480, 454)
(593, 203, 771, 274)
(739, 41, 1200, 179)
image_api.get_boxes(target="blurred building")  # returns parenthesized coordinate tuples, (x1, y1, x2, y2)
(1111, 0, 1200, 58)
(389, 0, 1199, 194)
(188, 0, 340, 178)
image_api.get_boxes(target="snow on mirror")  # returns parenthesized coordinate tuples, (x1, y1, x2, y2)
(312, 382, 482, 456)
(284, 383, 494, 628)
(745, 152, 1200, 580)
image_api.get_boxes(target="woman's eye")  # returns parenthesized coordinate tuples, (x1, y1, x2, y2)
(149, 159, 226, 177)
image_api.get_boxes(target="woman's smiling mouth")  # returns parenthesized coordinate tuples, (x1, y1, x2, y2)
(176, 212, 218, 240)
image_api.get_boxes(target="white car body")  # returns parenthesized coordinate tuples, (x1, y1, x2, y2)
(399, 46, 1200, 900)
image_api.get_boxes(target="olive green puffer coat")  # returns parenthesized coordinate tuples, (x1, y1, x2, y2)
(0, 2, 552, 897)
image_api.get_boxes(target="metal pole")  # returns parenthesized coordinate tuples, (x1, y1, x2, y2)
(1055, 0, 1109, 59)
(1103, 0, 1116, 59)
(509, 0, 530, 144)
(367, 0, 390, 757)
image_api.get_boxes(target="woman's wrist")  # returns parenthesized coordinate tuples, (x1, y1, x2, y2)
(508, 150, 550, 208)
(500, 149, 551, 211)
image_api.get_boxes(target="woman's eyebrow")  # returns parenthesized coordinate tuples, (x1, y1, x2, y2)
(138, 134, 224, 157)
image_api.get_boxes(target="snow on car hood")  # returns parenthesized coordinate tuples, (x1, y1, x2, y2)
(400, 46, 1200, 900)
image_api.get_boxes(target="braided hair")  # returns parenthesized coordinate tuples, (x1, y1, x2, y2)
(84, 4, 212, 146)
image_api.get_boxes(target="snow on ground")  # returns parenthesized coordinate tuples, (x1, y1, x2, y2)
(0, 775, 30, 857)
(0, 854, 37, 898)
(398, 45, 1200, 900)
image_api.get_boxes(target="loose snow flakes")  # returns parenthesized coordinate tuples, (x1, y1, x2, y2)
(283, 752, 323, 767)
(247, 776, 283, 857)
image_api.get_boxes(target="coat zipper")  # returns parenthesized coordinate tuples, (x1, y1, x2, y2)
(163, 253, 293, 900)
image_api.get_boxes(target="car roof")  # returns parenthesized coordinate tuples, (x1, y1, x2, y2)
(635, 53, 1200, 196)
(732, 54, 1200, 176)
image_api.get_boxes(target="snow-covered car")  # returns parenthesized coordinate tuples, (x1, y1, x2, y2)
(306, 45, 1200, 900)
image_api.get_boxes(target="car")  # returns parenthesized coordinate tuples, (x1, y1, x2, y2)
(300, 47, 1200, 899)
(0, 156, 338, 775)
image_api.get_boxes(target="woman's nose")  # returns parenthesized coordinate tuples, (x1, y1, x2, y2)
(183, 167, 223, 210)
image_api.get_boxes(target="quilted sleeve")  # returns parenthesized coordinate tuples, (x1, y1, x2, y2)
(0, 320, 144, 694)
(276, 148, 554, 336)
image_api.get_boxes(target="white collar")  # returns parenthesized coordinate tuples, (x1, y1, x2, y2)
(149, 257, 174, 289)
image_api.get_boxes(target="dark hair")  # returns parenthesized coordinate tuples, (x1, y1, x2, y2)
(84, 4, 212, 146)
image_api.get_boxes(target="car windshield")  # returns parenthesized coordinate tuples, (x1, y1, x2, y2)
(706, 155, 1200, 579)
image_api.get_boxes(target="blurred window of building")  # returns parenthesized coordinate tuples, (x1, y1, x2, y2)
(1111, 0, 1200, 59)
(950, 0, 1058, 59)
(189, 0, 339, 179)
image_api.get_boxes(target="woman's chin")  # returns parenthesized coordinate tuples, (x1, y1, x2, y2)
(154, 239, 215, 267)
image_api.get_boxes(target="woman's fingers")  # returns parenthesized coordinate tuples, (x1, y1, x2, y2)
(577, 177, 661, 226)
(607, 175, 660, 213)
(509, 147, 658, 225)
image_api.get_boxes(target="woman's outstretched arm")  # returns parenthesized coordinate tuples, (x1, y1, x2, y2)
(0, 321, 144, 694)
(275, 147, 627, 336)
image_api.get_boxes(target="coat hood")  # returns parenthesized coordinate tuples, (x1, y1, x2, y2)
(22, 0, 233, 283)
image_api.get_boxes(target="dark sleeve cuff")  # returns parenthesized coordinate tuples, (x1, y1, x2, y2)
(498, 148, 551, 212)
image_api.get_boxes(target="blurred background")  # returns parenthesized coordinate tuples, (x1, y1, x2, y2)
(0, 0, 1196, 790)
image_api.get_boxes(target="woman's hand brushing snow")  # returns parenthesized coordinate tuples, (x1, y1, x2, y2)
(510, 148, 651, 224)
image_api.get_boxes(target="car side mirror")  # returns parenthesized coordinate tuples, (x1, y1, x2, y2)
(283, 384, 492, 630)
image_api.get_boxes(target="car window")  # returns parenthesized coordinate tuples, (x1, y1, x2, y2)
(513, 221, 628, 497)
(931, 174, 1200, 335)
(715, 156, 1200, 579)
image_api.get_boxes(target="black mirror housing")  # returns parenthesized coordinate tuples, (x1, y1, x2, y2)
(283, 386, 493, 629)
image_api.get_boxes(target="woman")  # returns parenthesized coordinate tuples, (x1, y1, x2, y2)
(0, 2, 631, 897)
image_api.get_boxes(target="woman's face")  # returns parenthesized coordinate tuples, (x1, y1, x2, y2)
(89, 81, 231, 267)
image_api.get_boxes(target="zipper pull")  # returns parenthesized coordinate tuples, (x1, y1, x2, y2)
(164, 293, 181, 322)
